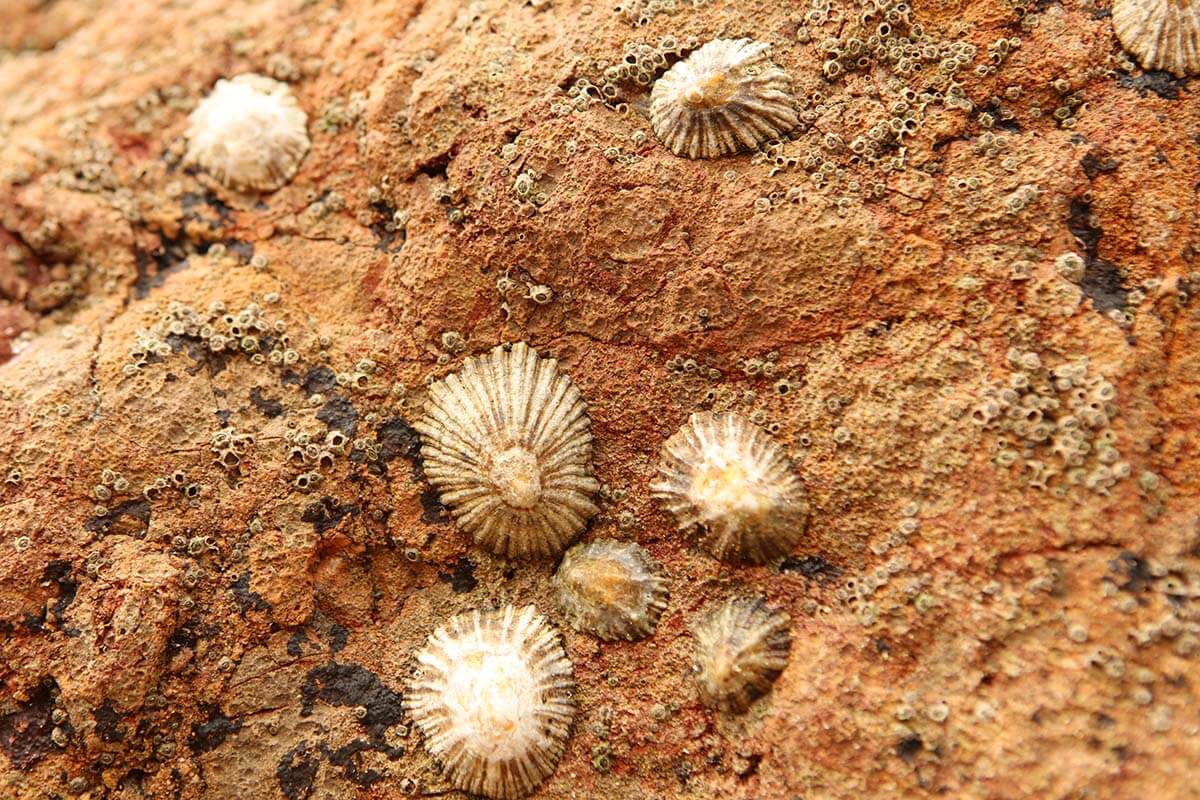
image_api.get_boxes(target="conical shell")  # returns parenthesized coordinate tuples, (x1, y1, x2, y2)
(651, 411, 808, 564)
(693, 597, 791, 714)
(554, 539, 670, 641)
(184, 73, 309, 192)
(416, 341, 600, 558)
(650, 38, 799, 159)
(406, 605, 576, 799)
(1112, 0, 1200, 78)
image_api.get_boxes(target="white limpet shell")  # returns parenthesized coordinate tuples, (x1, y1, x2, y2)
(416, 341, 600, 558)
(1112, 0, 1200, 77)
(649, 38, 799, 159)
(693, 596, 791, 714)
(184, 73, 309, 191)
(554, 539, 670, 641)
(406, 605, 575, 800)
(651, 411, 808, 564)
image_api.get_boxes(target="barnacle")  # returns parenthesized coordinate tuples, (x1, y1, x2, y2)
(554, 539, 669, 641)
(649, 38, 798, 159)
(693, 597, 791, 713)
(651, 411, 808, 563)
(406, 605, 576, 799)
(184, 73, 310, 191)
(1112, 0, 1200, 77)
(416, 341, 599, 558)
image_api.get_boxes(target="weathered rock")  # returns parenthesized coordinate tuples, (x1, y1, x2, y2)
(0, 0, 1197, 798)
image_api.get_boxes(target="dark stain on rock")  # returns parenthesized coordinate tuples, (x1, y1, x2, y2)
(329, 624, 349, 653)
(316, 395, 357, 436)
(1116, 70, 1184, 101)
(300, 663, 405, 736)
(277, 741, 319, 800)
(301, 497, 358, 534)
(180, 191, 235, 231)
(1111, 551, 1154, 595)
(84, 499, 151, 535)
(249, 387, 284, 418)
(302, 366, 337, 395)
(896, 735, 923, 763)
(1080, 149, 1118, 180)
(232, 572, 270, 615)
(0, 684, 56, 769)
(1067, 198, 1128, 313)
(188, 706, 241, 753)
(94, 702, 125, 743)
(419, 486, 449, 524)
(324, 739, 386, 787)
(438, 557, 477, 594)
(375, 416, 424, 481)
(287, 629, 312, 657)
(779, 554, 843, 582)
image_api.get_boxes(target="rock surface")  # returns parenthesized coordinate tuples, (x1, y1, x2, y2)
(0, 0, 1198, 798)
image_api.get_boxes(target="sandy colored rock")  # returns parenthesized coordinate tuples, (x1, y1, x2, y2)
(0, 0, 1198, 799)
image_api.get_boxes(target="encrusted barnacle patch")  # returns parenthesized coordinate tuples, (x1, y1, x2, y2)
(651, 411, 808, 564)
(1112, 0, 1200, 78)
(406, 605, 576, 800)
(554, 539, 669, 641)
(649, 38, 799, 159)
(416, 341, 600, 558)
(184, 73, 309, 191)
(692, 596, 790, 714)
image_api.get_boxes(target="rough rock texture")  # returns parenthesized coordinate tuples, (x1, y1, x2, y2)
(0, 1, 1198, 799)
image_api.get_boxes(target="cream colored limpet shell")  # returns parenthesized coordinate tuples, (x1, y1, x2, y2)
(649, 38, 799, 159)
(1112, 0, 1200, 77)
(406, 605, 576, 800)
(651, 411, 808, 564)
(693, 596, 791, 714)
(416, 341, 600, 558)
(184, 73, 309, 192)
(554, 539, 669, 641)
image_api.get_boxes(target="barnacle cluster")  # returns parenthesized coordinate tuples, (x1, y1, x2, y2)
(970, 349, 1128, 495)
(210, 427, 255, 472)
(1112, 0, 1200, 78)
(613, 0, 713, 27)
(652, 411, 808, 563)
(125, 296, 299, 376)
(406, 605, 575, 800)
(693, 597, 791, 713)
(184, 73, 309, 192)
(554, 540, 669, 641)
(416, 341, 600, 558)
(649, 38, 799, 159)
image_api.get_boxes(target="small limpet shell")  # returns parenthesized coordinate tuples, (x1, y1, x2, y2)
(650, 38, 799, 159)
(184, 73, 309, 191)
(554, 539, 669, 641)
(651, 411, 808, 564)
(693, 596, 791, 714)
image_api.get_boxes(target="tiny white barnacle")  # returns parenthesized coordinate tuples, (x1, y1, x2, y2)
(553, 539, 669, 641)
(651, 411, 808, 564)
(649, 38, 799, 159)
(406, 605, 576, 799)
(416, 341, 600, 558)
(693, 596, 791, 714)
(184, 73, 310, 191)
(1112, 0, 1200, 77)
